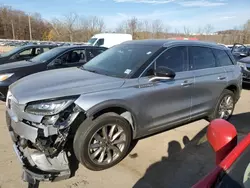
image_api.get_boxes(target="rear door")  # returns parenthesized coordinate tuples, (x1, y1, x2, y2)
(213, 48, 241, 83)
(189, 46, 227, 119)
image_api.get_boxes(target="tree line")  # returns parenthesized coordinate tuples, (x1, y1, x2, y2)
(0, 5, 250, 44)
(0, 6, 51, 40)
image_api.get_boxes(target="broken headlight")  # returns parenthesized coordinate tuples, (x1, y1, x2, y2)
(25, 98, 76, 116)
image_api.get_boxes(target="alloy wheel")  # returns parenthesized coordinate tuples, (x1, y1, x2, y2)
(218, 95, 234, 119)
(88, 124, 127, 165)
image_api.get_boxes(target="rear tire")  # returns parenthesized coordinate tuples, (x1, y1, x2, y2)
(73, 112, 132, 171)
(207, 89, 235, 121)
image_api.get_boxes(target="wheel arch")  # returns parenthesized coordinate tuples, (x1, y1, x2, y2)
(225, 84, 240, 102)
(85, 100, 138, 139)
(226, 84, 238, 93)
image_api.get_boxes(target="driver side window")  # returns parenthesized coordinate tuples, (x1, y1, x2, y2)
(19, 49, 33, 56)
(57, 49, 86, 64)
(95, 38, 104, 46)
(11, 48, 33, 61)
(142, 46, 188, 77)
(156, 46, 188, 72)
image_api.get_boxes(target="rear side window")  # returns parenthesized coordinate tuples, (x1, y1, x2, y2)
(43, 47, 51, 52)
(189, 46, 216, 70)
(213, 49, 234, 66)
(86, 48, 106, 61)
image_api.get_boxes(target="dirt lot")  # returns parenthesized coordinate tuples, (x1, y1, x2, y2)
(0, 87, 249, 188)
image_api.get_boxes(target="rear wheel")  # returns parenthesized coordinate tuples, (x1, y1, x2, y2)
(208, 89, 235, 121)
(73, 112, 132, 171)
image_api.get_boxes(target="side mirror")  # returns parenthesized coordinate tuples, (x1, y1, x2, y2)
(149, 66, 175, 82)
(207, 119, 237, 165)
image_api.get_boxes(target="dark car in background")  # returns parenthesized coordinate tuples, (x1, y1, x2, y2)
(0, 45, 107, 100)
(237, 56, 250, 84)
(231, 43, 250, 84)
(0, 44, 57, 65)
(232, 43, 250, 61)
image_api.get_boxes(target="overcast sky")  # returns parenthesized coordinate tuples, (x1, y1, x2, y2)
(1, 0, 249, 32)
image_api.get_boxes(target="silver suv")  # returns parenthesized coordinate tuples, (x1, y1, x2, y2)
(6, 40, 242, 183)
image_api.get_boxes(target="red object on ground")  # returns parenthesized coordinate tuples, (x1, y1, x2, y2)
(207, 119, 237, 165)
(192, 119, 250, 188)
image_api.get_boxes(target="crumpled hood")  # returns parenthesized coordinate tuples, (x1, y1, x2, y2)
(0, 60, 32, 72)
(238, 56, 250, 64)
(9, 67, 125, 104)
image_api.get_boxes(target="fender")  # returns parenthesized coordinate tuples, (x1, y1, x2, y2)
(85, 99, 139, 137)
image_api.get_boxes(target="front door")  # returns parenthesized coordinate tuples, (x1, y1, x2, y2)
(138, 46, 194, 132)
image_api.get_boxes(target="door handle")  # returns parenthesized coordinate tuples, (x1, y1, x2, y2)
(181, 80, 193, 86)
(218, 76, 226, 80)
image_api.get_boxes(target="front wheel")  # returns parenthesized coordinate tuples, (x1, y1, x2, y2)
(208, 89, 235, 121)
(73, 112, 132, 171)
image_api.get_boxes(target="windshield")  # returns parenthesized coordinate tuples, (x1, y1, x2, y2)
(88, 38, 97, 45)
(82, 44, 159, 78)
(29, 47, 65, 63)
(0, 46, 24, 57)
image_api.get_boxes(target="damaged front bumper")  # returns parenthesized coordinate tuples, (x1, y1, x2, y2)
(6, 112, 72, 183)
(14, 144, 71, 183)
(5, 95, 82, 183)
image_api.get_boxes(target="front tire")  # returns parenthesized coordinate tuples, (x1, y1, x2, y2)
(208, 89, 235, 121)
(73, 112, 132, 171)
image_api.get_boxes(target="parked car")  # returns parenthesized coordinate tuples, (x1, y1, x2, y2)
(87, 33, 133, 48)
(0, 45, 107, 100)
(0, 44, 57, 65)
(232, 43, 250, 61)
(6, 40, 242, 185)
(237, 56, 250, 84)
(193, 119, 250, 188)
